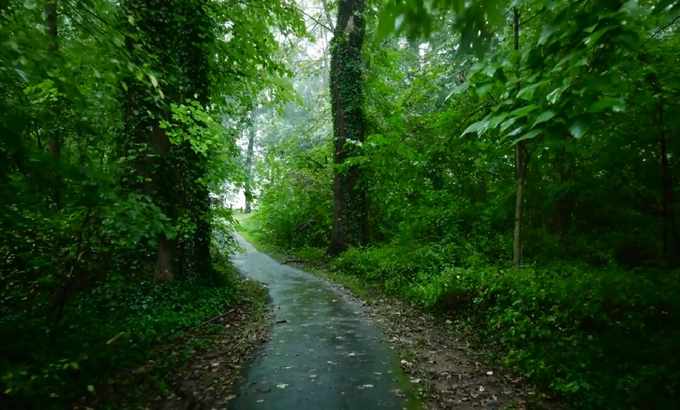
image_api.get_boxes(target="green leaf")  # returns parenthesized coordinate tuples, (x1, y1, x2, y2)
(585, 27, 614, 47)
(483, 64, 498, 77)
(507, 126, 524, 137)
(539, 25, 557, 45)
(445, 83, 469, 101)
(488, 113, 509, 129)
(589, 97, 626, 113)
(148, 74, 159, 88)
(532, 111, 556, 128)
(517, 83, 540, 101)
(462, 119, 490, 136)
(546, 87, 565, 105)
(513, 129, 542, 144)
(569, 120, 588, 139)
(500, 117, 518, 133)
(510, 104, 538, 118)
(476, 82, 494, 96)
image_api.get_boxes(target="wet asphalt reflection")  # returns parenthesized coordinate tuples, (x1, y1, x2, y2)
(229, 234, 410, 410)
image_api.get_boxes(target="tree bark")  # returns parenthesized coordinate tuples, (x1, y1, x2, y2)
(650, 74, 679, 262)
(244, 120, 256, 213)
(513, 142, 528, 267)
(156, 236, 175, 281)
(122, 1, 178, 280)
(552, 135, 574, 243)
(183, 1, 213, 277)
(512, 7, 526, 268)
(329, 0, 368, 255)
(45, 0, 63, 208)
(150, 125, 177, 280)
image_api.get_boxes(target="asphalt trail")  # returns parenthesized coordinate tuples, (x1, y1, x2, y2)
(229, 234, 414, 410)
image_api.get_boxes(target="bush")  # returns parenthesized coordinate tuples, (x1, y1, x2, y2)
(407, 262, 680, 408)
(328, 240, 680, 408)
(0, 268, 238, 409)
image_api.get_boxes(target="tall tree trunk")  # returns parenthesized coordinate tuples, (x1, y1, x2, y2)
(150, 125, 176, 280)
(513, 142, 527, 267)
(156, 236, 175, 281)
(329, 0, 367, 255)
(244, 121, 255, 214)
(122, 0, 177, 280)
(552, 135, 574, 243)
(182, 1, 213, 277)
(512, 7, 526, 268)
(651, 74, 679, 262)
(45, 0, 63, 207)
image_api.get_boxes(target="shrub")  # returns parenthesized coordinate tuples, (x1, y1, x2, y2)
(407, 264, 680, 408)
(0, 268, 239, 409)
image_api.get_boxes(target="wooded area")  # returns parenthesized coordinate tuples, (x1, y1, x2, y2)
(1, 0, 302, 407)
(248, 0, 680, 408)
(2, 0, 680, 409)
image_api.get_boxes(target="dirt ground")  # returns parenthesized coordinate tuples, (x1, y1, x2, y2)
(360, 293, 560, 410)
(268, 258, 562, 410)
(155, 280, 271, 410)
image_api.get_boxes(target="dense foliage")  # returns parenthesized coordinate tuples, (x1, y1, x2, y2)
(247, 0, 680, 408)
(1, 0, 302, 407)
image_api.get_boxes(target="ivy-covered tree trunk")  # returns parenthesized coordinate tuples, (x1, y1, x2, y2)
(121, 0, 215, 279)
(181, 0, 212, 277)
(122, 0, 178, 281)
(329, 0, 367, 255)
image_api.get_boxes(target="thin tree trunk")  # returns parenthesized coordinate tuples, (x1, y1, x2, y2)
(46, 0, 59, 160)
(512, 7, 526, 268)
(329, 0, 368, 255)
(513, 142, 528, 267)
(45, 0, 63, 208)
(553, 135, 574, 243)
(156, 236, 175, 281)
(651, 75, 678, 262)
(244, 122, 255, 213)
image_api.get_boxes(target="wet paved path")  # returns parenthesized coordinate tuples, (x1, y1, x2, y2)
(229, 234, 413, 410)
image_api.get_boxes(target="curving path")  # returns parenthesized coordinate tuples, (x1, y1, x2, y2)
(229, 234, 417, 410)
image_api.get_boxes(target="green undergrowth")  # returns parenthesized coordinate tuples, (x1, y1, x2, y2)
(0, 258, 254, 409)
(239, 212, 680, 409)
(337, 245, 680, 409)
